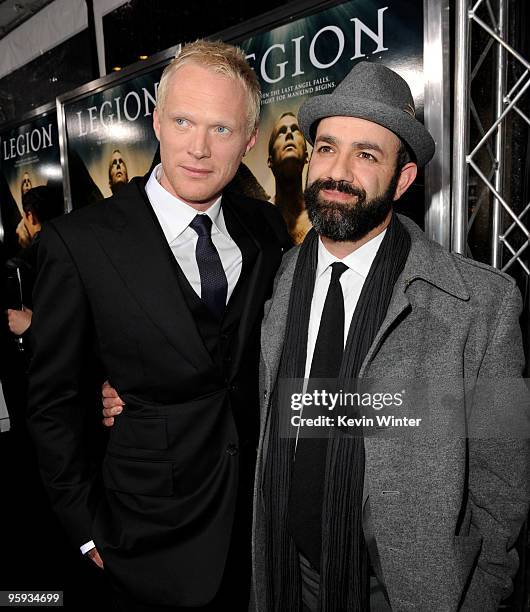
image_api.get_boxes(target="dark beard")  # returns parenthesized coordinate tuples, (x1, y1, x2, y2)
(304, 173, 399, 242)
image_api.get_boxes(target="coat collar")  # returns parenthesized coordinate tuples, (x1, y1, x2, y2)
(261, 213, 471, 391)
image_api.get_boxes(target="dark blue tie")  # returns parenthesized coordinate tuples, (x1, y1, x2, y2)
(189, 214, 228, 320)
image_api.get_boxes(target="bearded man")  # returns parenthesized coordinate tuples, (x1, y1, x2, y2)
(252, 61, 530, 611)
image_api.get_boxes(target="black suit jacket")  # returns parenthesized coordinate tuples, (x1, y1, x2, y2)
(27, 177, 290, 606)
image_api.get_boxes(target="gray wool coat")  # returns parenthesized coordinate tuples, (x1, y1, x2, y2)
(251, 214, 530, 611)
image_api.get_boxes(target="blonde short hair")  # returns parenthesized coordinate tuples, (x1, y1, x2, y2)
(157, 39, 261, 135)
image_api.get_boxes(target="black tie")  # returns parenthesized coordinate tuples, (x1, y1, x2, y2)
(189, 214, 228, 320)
(287, 261, 349, 570)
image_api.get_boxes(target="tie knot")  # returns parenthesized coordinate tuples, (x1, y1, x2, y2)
(189, 214, 212, 237)
(330, 261, 348, 282)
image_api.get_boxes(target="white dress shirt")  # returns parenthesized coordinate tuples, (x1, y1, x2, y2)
(81, 164, 242, 556)
(145, 164, 242, 301)
(303, 230, 387, 379)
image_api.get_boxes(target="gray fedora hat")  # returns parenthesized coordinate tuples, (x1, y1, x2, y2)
(298, 61, 435, 167)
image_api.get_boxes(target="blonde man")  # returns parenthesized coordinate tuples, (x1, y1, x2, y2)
(28, 40, 290, 611)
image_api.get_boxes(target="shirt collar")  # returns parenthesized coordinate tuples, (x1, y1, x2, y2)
(316, 229, 387, 280)
(145, 163, 231, 244)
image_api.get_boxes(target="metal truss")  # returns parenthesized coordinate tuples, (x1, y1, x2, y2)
(452, 0, 530, 275)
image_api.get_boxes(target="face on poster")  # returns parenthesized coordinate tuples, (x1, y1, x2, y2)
(0, 111, 63, 257)
(238, 0, 423, 243)
(64, 69, 163, 207)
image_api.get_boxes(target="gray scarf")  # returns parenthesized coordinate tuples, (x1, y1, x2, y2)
(262, 214, 411, 611)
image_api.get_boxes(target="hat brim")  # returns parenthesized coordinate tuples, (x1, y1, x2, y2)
(298, 94, 435, 167)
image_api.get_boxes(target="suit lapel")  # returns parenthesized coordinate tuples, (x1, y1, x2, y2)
(221, 198, 258, 331)
(89, 178, 213, 372)
(222, 192, 283, 379)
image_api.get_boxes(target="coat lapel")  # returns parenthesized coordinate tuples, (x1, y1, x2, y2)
(359, 214, 469, 379)
(221, 195, 258, 332)
(222, 192, 284, 379)
(359, 214, 470, 507)
(89, 178, 213, 372)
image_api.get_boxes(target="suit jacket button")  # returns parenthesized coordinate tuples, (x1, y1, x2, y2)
(226, 444, 239, 456)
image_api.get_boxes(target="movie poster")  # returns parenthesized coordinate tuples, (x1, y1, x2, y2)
(63, 68, 165, 209)
(0, 109, 63, 259)
(238, 0, 424, 243)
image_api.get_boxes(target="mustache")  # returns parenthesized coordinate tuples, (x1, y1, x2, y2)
(308, 178, 366, 200)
